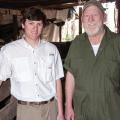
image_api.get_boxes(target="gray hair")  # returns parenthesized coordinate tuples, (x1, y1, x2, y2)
(83, 0, 105, 13)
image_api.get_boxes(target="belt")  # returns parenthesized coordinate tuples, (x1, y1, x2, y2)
(18, 97, 55, 105)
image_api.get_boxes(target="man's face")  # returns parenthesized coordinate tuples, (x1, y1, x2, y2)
(22, 19, 43, 41)
(81, 5, 106, 36)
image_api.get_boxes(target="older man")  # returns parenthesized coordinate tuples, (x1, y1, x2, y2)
(64, 0, 120, 120)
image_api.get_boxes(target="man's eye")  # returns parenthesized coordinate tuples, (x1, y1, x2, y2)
(38, 23, 42, 26)
(94, 14, 98, 17)
(29, 22, 33, 25)
(84, 15, 89, 17)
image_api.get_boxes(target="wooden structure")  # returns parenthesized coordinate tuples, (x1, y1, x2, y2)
(0, 0, 118, 119)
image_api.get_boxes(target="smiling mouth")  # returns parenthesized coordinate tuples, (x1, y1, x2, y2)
(32, 32, 38, 34)
(88, 23, 96, 26)
(88, 24, 97, 28)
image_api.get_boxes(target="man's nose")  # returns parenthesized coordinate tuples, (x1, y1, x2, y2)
(88, 15, 94, 22)
(33, 24, 39, 30)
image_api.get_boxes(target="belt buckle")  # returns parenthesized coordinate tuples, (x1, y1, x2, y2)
(30, 102, 41, 105)
(30, 101, 48, 105)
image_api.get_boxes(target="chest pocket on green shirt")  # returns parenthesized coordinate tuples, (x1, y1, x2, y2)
(104, 59, 120, 88)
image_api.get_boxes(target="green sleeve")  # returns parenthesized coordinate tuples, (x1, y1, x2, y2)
(64, 35, 79, 74)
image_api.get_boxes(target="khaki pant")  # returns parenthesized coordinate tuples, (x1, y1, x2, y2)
(17, 99, 57, 120)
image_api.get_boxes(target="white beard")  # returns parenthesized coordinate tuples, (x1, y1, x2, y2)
(83, 23, 104, 37)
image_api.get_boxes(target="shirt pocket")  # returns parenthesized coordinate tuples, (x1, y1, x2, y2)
(46, 55, 55, 83)
(47, 54, 54, 66)
(105, 59, 120, 86)
(12, 57, 32, 82)
(46, 67, 53, 83)
(105, 59, 119, 76)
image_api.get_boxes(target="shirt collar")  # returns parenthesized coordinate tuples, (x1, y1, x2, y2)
(21, 36, 46, 49)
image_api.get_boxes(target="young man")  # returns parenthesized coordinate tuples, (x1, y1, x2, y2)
(0, 7, 64, 120)
(64, 0, 120, 120)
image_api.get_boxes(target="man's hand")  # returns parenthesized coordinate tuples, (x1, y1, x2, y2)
(57, 113, 65, 120)
(65, 106, 74, 120)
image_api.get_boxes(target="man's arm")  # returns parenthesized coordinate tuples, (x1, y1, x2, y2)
(65, 71, 75, 120)
(56, 79, 64, 120)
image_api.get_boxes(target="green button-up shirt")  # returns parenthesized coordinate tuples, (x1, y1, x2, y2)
(64, 26, 120, 120)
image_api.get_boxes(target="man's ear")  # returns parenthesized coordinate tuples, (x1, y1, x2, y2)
(22, 24, 24, 29)
(103, 13, 107, 23)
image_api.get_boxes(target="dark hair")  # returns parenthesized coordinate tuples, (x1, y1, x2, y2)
(21, 7, 47, 27)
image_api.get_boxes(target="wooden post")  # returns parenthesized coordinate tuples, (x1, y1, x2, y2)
(79, 7, 82, 34)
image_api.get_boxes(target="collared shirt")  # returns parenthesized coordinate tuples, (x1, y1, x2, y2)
(64, 26, 120, 120)
(0, 38, 64, 102)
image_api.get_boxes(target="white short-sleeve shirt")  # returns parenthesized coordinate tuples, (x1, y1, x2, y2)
(0, 39, 64, 102)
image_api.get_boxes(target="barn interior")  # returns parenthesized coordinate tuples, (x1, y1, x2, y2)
(0, 0, 119, 120)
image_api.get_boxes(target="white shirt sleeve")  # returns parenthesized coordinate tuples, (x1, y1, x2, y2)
(54, 47, 64, 80)
(0, 47, 12, 81)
